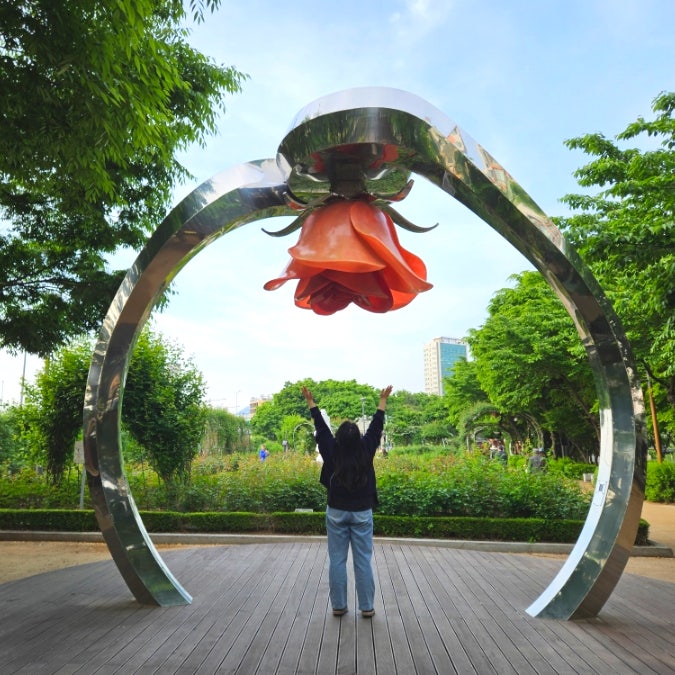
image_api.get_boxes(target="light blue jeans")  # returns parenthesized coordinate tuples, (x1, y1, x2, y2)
(325, 506, 375, 612)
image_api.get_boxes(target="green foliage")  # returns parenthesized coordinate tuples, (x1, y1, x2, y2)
(0, 0, 246, 355)
(6, 451, 667, 521)
(443, 359, 489, 427)
(249, 380, 450, 449)
(466, 272, 599, 459)
(547, 457, 597, 480)
(21, 338, 92, 481)
(0, 508, 650, 545)
(124, 330, 207, 487)
(0, 508, 99, 531)
(201, 408, 249, 455)
(0, 452, 594, 520)
(0, 453, 657, 545)
(559, 91, 675, 438)
(0, 466, 83, 508)
(250, 378, 380, 440)
(282, 415, 315, 454)
(376, 453, 590, 520)
(372, 514, 583, 542)
(456, 402, 502, 449)
(0, 406, 30, 469)
(645, 461, 675, 502)
(249, 399, 283, 441)
(8, 328, 207, 486)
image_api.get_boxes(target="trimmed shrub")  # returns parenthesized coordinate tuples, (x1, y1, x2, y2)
(0, 509, 650, 545)
(645, 461, 675, 503)
(547, 457, 597, 480)
(0, 508, 98, 531)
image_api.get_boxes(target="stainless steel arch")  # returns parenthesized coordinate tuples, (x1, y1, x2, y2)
(84, 87, 647, 618)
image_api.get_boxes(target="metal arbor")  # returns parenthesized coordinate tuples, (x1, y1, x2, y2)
(83, 87, 647, 619)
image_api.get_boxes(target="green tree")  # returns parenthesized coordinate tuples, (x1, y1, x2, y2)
(281, 415, 315, 454)
(385, 390, 450, 446)
(456, 401, 502, 450)
(249, 399, 285, 441)
(0, 1, 246, 355)
(443, 358, 489, 427)
(559, 92, 675, 433)
(201, 407, 249, 455)
(0, 403, 31, 469)
(420, 420, 453, 445)
(21, 338, 92, 481)
(19, 328, 207, 484)
(249, 380, 452, 448)
(124, 330, 207, 486)
(467, 272, 598, 459)
(250, 379, 381, 439)
(386, 403, 423, 446)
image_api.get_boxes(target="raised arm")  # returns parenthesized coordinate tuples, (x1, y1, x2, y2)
(301, 386, 317, 409)
(377, 385, 393, 411)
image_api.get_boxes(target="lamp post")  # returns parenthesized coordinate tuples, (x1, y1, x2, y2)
(360, 396, 366, 433)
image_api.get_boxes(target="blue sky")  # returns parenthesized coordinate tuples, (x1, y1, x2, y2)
(1, 0, 674, 410)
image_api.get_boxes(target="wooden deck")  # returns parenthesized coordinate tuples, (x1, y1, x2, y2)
(0, 542, 673, 674)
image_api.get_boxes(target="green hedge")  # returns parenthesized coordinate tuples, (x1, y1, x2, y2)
(0, 508, 650, 545)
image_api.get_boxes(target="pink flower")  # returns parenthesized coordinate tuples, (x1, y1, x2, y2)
(264, 199, 432, 315)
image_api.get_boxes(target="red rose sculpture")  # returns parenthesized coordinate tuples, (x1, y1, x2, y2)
(264, 199, 432, 315)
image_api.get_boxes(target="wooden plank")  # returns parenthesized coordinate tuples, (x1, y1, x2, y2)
(232, 543, 314, 674)
(368, 547, 398, 674)
(1, 543, 673, 674)
(441, 548, 566, 674)
(193, 543, 302, 673)
(421, 547, 517, 674)
(109, 547, 261, 673)
(392, 545, 460, 674)
(168, 545, 280, 673)
(0, 564, 139, 674)
(294, 554, 332, 675)
(438, 548, 611, 675)
(401, 546, 479, 674)
(272, 542, 328, 674)
(141, 546, 261, 672)
(381, 543, 438, 674)
(376, 544, 416, 674)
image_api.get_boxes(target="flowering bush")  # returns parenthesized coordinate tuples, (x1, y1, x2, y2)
(0, 451, 591, 519)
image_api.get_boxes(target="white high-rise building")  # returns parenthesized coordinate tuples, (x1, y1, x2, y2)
(423, 337, 468, 396)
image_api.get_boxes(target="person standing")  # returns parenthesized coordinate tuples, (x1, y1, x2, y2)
(301, 384, 392, 618)
(527, 447, 547, 474)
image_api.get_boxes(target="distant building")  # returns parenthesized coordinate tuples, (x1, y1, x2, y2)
(248, 395, 272, 419)
(423, 337, 468, 396)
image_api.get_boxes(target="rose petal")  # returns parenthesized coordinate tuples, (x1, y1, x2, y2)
(296, 272, 394, 314)
(288, 200, 385, 273)
(350, 201, 432, 292)
(295, 275, 353, 315)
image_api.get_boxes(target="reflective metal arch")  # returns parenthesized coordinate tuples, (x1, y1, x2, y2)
(84, 87, 647, 618)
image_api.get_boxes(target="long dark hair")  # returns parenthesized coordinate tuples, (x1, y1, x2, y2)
(333, 421, 370, 490)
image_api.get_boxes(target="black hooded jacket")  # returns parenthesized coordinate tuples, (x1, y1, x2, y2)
(310, 405, 384, 511)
